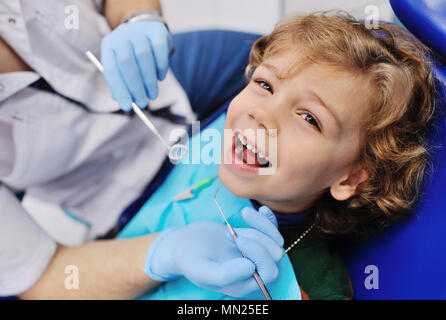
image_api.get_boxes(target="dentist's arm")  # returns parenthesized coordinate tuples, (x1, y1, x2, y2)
(104, 0, 162, 30)
(19, 234, 162, 300)
(102, 0, 171, 111)
(19, 206, 283, 299)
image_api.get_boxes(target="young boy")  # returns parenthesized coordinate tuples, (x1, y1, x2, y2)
(119, 12, 438, 299)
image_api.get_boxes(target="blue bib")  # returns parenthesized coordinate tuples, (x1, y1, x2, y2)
(118, 113, 301, 300)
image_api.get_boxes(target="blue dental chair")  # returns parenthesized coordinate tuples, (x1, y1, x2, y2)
(338, 0, 446, 300)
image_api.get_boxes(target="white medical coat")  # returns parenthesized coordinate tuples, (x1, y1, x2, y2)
(0, 0, 194, 295)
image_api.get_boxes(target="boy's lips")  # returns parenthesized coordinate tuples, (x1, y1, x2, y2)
(227, 135, 261, 174)
(227, 129, 274, 169)
(223, 132, 277, 176)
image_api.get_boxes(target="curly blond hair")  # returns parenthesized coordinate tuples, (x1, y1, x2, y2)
(246, 11, 439, 237)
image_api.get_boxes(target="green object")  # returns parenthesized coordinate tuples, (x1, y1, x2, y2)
(195, 176, 215, 189)
(173, 174, 218, 201)
(287, 234, 353, 300)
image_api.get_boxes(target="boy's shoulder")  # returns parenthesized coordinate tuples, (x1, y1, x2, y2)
(287, 234, 354, 300)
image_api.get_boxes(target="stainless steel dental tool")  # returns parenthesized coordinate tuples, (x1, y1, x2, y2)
(213, 185, 273, 300)
(85, 51, 188, 161)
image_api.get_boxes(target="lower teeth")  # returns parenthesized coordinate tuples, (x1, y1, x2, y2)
(234, 140, 270, 167)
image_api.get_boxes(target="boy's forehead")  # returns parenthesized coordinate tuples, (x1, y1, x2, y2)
(260, 50, 310, 80)
(261, 50, 353, 83)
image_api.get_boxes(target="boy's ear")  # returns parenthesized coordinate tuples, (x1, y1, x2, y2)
(330, 166, 369, 201)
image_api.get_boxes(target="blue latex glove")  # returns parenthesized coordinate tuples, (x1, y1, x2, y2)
(144, 205, 285, 297)
(101, 20, 172, 111)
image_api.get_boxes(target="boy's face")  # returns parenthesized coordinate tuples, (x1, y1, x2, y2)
(218, 50, 371, 213)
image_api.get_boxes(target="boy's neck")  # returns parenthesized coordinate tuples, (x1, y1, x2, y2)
(250, 199, 315, 229)
(253, 196, 317, 214)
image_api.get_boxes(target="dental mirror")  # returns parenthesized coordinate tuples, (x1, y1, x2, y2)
(85, 51, 188, 161)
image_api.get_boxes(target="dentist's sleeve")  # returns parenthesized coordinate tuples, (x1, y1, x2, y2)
(0, 184, 57, 296)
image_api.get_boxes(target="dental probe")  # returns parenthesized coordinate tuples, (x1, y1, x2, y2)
(85, 51, 188, 161)
(213, 185, 272, 300)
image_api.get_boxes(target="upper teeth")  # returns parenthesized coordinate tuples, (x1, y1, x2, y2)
(236, 132, 265, 159)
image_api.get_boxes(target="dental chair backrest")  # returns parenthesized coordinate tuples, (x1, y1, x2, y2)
(340, 0, 446, 299)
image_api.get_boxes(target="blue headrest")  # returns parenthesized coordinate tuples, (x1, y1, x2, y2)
(342, 0, 446, 299)
(390, 0, 446, 58)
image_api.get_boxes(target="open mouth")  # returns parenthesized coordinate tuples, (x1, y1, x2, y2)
(233, 131, 272, 168)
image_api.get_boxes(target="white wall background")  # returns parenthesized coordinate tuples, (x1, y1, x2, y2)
(160, 0, 282, 34)
(284, 0, 394, 22)
(160, 0, 396, 35)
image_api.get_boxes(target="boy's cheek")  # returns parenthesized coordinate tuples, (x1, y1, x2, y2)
(227, 92, 250, 116)
(281, 147, 329, 179)
(225, 102, 239, 126)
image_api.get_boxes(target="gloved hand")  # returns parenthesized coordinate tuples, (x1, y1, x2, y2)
(101, 20, 172, 111)
(144, 205, 284, 297)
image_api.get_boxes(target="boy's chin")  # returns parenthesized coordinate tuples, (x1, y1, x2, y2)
(218, 165, 255, 199)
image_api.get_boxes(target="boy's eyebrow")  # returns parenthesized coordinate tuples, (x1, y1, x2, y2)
(261, 63, 284, 79)
(308, 89, 341, 128)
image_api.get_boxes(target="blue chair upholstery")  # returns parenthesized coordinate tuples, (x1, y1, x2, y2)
(340, 0, 446, 299)
(390, 0, 446, 58)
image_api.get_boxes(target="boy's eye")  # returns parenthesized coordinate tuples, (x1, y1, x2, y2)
(299, 112, 321, 131)
(254, 79, 273, 94)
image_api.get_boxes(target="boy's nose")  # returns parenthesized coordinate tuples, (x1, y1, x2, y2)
(247, 107, 279, 136)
